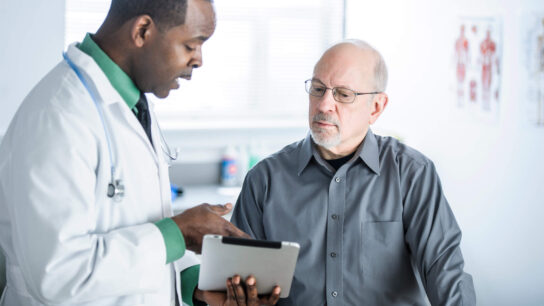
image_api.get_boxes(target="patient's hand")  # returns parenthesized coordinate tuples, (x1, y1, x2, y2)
(194, 275, 281, 306)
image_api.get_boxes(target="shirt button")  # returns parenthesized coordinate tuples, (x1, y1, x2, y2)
(332, 291, 338, 297)
(330, 252, 337, 258)
(335, 177, 341, 183)
(331, 214, 338, 220)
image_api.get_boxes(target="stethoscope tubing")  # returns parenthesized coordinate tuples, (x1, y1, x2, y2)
(63, 52, 117, 185)
(63, 51, 178, 201)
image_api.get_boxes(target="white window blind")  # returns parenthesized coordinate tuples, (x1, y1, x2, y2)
(65, 0, 344, 130)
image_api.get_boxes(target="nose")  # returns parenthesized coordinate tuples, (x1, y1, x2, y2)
(314, 88, 337, 113)
(188, 46, 203, 69)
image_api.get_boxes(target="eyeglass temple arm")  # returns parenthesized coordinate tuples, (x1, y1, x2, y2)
(354, 91, 382, 96)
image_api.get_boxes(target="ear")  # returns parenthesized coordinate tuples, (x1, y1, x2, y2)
(369, 93, 388, 124)
(130, 15, 156, 48)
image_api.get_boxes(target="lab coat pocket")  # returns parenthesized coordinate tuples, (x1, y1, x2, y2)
(359, 221, 412, 287)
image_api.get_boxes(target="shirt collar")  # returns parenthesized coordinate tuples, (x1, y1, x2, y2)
(358, 129, 381, 175)
(297, 129, 381, 176)
(297, 133, 315, 176)
(77, 33, 140, 110)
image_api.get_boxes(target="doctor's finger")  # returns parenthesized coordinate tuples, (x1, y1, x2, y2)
(232, 275, 247, 306)
(224, 223, 251, 239)
(226, 278, 237, 304)
(208, 203, 233, 216)
(259, 286, 281, 305)
(245, 276, 259, 305)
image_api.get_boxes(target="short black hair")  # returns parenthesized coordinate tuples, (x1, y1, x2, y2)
(108, 0, 208, 31)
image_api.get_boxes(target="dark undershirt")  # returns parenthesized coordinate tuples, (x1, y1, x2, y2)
(326, 152, 356, 171)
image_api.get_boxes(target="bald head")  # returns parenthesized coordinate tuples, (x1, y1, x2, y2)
(308, 39, 389, 159)
(315, 39, 388, 92)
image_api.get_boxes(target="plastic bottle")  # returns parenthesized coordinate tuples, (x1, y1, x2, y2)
(220, 145, 239, 186)
(170, 184, 184, 202)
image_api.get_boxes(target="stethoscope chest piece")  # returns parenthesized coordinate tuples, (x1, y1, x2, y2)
(63, 52, 127, 202)
(107, 180, 125, 202)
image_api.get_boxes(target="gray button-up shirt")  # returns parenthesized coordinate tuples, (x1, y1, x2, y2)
(231, 129, 476, 305)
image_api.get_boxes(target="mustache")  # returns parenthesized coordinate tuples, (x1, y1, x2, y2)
(312, 112, 339, 126)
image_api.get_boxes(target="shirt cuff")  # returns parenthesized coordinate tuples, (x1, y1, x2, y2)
(181, 265, 206, 306)
(154, 218, 186, 264)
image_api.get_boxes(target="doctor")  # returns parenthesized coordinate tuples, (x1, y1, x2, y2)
(0, 0, 279, 305)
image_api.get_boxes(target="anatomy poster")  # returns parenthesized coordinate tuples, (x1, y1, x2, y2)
(520, 11, 544, 127)
(452, 16, 502, 122)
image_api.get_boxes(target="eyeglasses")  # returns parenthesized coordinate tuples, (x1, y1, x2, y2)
(305, 79, 382, 104)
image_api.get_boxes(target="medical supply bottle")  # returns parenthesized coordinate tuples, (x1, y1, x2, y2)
(220, 145, 238, 186)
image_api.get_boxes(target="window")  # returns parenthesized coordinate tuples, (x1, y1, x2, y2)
(65, 0, 344, 130)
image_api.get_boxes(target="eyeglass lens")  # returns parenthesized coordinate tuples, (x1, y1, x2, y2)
(306, 80, 355, 103)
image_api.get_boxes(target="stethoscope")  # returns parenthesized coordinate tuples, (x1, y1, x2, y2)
(63, 52, 178, 201)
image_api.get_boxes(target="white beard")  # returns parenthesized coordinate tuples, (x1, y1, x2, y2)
(310, 112, 341, 148)
(310, 126, 341, 148)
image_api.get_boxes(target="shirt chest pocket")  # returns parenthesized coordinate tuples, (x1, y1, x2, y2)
(359, 221, 413, 285)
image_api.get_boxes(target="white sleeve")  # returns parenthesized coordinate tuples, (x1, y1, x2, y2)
(175, 251, 200, 273)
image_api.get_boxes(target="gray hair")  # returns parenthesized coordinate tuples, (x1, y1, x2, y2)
(341, 39, 388, 92)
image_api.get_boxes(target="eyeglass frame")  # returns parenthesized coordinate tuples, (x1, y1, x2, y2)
(304, 78, 382, 104)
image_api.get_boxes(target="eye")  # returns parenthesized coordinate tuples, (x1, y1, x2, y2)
(185, 44, 195, 52)
(312, 86, 326, 93)
(335, 88, 352, 98)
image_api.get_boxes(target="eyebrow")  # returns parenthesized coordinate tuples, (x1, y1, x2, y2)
(186, 36, 210, 44)
(311, 78, 325, 85)
(311, 78, 353, 90)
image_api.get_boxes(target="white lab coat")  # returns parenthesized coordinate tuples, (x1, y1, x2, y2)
(0, 43, 198, 305)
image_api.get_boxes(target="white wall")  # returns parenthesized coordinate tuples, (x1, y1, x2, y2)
(0, 0, 65, 135)
(0, 0, 63, 291)
(346, 0, 544, 305)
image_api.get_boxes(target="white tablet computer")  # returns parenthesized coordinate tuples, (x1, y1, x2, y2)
(198, 234, 300, 298)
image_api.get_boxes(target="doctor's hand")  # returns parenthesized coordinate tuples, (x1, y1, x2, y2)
(194, 275, 281, 306)
(172, 203, 250, 253)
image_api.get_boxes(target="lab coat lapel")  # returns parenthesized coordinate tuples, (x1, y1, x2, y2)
(148, 100, 174, 219)
(107, 102, 159, 164)
(65, 43, 158, 164)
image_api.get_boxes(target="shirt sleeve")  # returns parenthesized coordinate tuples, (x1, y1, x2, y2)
(230, 168, 267, 240)
(154, 218, 186, 264)
(180, 265, 206, 306)
(402, 161, 476, 305)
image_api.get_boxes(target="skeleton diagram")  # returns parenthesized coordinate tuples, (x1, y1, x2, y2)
(455, 25, 470, 106)
(479, 29, 499, 110)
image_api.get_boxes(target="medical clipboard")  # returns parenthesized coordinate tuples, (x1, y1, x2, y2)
(198, 234, 300, 298)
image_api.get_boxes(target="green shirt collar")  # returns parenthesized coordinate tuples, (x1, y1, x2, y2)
(78, 33, 140, 110)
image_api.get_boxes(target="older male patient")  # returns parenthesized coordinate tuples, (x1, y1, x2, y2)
(231, 40, 476, 305)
